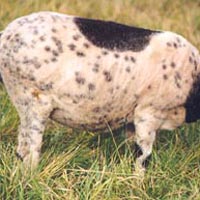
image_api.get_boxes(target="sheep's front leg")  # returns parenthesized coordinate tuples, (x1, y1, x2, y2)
(133, 108, 159, 172)
(134, 127, 156, 171)
(16, 95, 53, 168)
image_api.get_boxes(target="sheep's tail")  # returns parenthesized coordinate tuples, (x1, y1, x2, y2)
(0, 31, 3, 83)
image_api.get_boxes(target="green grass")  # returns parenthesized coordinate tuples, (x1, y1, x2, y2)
(0, 0, 200, 199)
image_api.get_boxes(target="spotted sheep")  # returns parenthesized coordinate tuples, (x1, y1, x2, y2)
(0, 11, 200, 171)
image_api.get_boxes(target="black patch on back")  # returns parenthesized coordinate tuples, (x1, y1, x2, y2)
(74, 17, 160, 52)
(185, 74, 200, 123)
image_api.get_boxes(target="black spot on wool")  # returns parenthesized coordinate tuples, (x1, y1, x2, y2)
(74, 17, 160, 52)
(185, 74, 200, 123)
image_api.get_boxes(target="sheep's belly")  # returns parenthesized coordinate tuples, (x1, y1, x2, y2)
(50, 89, 136, 131)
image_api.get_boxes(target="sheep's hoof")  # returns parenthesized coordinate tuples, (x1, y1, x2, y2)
(16, 152, 23, 161)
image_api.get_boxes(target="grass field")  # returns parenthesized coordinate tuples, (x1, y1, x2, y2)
(0, 0, 200, 199)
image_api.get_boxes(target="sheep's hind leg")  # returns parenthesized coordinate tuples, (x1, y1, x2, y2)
(15, 94, 53, 169)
